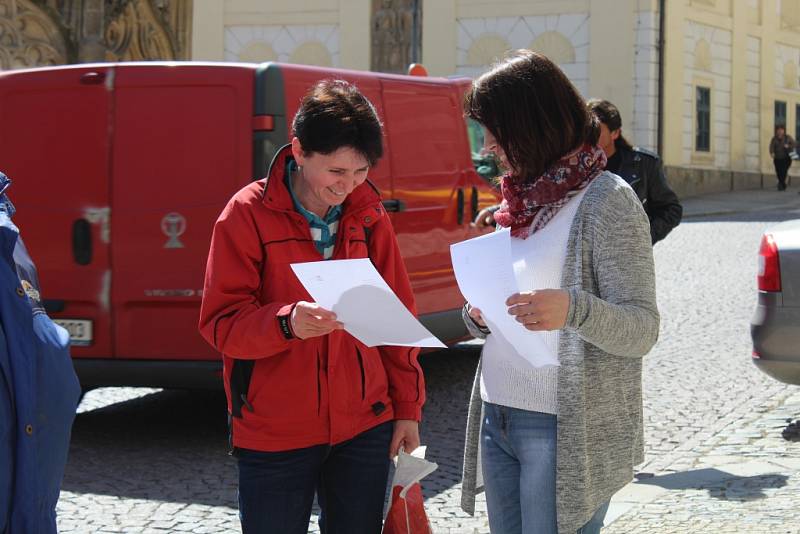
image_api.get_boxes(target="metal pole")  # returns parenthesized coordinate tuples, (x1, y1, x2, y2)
(412, 0, 420, 64)
(657, 0, 666, 156)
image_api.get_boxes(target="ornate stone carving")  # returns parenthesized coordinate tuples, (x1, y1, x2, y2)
(0, 0, 68, 69)
(371, 0, 420, 74)
(105, 0, 175, 61)
(0, 0, 191, 69)
(105, 0, 191, 61)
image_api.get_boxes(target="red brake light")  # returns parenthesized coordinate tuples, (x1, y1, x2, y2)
(757, 234, 781, 292)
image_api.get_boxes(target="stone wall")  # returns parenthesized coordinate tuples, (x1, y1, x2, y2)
(666, 165, 765, 198)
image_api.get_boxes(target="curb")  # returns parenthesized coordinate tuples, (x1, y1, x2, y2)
(682, 201, 800, 220)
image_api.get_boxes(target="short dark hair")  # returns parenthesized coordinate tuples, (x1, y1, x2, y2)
(464, 50, 599, 181)
(587, 98, 634, 152)
(292, 79, 384, 166)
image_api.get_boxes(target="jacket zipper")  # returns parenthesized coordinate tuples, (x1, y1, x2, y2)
(355, 347, 366, 400)
(317, 350, 322, 415)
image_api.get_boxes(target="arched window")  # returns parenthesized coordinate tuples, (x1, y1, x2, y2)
(238, 42, 278, 63)
(290, 41, 332, 67)
(466, 34, 511, 67)
(530, 31, 575, 64)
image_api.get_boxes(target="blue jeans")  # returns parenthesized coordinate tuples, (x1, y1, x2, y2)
(481, 403, 610, 534)
(236, 421, 392, 534)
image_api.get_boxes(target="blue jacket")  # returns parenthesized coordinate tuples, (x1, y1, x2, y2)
(0, 173, 80, 534)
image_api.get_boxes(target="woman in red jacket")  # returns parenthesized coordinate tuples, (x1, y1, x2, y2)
(198, 79, 425, 534)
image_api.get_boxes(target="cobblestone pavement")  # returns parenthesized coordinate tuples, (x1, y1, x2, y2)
(56, 194, 800, 533)
(604, 389, 800, 534)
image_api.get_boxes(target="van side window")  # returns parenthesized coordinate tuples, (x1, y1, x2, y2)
(466, 117, 499, 184)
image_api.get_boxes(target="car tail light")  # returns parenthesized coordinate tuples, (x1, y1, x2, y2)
(752, 350, 760, 359)
(757, 233, 781, 292)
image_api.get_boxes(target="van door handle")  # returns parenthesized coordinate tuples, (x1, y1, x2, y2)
(457, 188, 465, 225)
(382, 199, 406, 212)
(80, 71, 106, 85)
(72, 219, 92, 265)
(470, 186, 479, 222)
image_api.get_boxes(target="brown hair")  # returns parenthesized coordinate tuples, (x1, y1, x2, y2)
(587, 98, 634, 152)
(292, 79, 384, 166)
(464, 50, 599, 181)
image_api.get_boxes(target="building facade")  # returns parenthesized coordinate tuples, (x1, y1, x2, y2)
(661, 0, 800, 194)
(5, 0, 800, 196)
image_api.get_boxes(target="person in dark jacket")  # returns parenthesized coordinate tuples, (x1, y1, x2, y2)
(768, 124, 796, 191)
(198, 80, 425, 534)
(588, 99, 682, 243)
(0, 171, 81, 534)
(474, 99, 683, 244)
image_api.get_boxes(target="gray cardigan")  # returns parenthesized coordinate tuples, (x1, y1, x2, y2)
(460, 172, 660, 533)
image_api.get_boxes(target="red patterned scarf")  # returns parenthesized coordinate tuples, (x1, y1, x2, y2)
(493, 144, 607, 239)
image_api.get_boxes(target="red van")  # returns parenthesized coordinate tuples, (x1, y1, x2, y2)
(0, 62, 497, 389)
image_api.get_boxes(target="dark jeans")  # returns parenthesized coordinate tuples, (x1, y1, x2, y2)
(774, 158, 792, 190)
(236, 421, 393, 534)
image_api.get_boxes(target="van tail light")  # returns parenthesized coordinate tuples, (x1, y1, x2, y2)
(752, 350, 760, 359)
(757, 233, 781, 292)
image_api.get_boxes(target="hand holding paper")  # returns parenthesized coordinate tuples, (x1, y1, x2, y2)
(289, 301, 343, 339)
(506, 289, 570, 332)
(290, 259, 445, 348)
(450, 229, 559, 367)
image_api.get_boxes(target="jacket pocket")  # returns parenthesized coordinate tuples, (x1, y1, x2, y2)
(359, 345, 389, 407)
(248, 349, 322, 422)
(229, 359, 256, 418)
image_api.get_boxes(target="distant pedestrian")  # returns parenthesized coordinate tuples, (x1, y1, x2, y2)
(459, 50, 659, 534)
(198, 80, 425, 534)
(769, 124, 796, 191)
(0, 171, 81, 533)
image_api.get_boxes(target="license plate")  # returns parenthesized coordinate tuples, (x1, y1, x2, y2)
(53, 319, 93, 346)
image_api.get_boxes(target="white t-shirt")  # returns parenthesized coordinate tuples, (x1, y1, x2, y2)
(480, 186, 588, 414)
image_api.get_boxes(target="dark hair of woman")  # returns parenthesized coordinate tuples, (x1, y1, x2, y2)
(464, 50, 599, 181)
(292, 79, 384, 166)
(586, 98, 634, 152)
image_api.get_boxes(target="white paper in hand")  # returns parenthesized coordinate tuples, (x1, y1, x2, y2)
(450, 229, 558, 367)
(290, 258, 445, 348)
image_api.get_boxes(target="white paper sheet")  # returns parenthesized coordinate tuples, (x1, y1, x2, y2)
(290, 258, 446, 348)
(450, 229, 559, 367)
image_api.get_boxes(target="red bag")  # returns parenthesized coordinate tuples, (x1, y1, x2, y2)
(382, 450, 438, 534)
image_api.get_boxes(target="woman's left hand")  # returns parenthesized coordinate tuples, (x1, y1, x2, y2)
(389, 420, 420, 458)
(506, 289, 570, 331)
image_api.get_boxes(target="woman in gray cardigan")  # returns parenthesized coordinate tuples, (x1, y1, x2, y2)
(459, 50, 659, 534)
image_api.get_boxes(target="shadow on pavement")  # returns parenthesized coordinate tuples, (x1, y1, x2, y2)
(62, 388, 236, 507)
(417, 345, 481, 499)
(60, 344, 482, 507)
(635, 468, 788, 501)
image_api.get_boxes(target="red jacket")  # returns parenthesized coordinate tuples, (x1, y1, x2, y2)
(199, 146, 425, 451)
